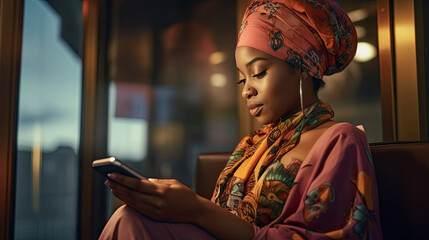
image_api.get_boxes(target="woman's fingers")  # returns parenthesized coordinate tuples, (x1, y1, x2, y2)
(107, 180, 161, 207)
(107, 180, 171, 221)
(108, 173, 159, 194)
(105, 176, 203, 223)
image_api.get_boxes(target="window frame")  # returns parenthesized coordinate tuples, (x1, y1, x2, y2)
(0, 0, 24, 238)
(377, 0, 428, 141)
(79, 0, 110, 239)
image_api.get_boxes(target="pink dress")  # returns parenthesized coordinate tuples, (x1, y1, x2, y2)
(99, 123, 382, 239)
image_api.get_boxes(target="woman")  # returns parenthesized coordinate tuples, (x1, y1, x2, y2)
(100, 0, 383, 239)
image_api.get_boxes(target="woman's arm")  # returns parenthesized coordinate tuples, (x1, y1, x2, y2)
(195, 193, 254, 240)
(106, 174, 254, 240)
(251, 123, 383, 240)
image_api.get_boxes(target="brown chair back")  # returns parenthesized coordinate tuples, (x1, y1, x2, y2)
(370, 141, 429, 239)
(196, 141, 429, 239)
(195, 152, 231, 200)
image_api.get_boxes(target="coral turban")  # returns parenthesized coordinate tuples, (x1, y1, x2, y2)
(237, 0, 357, 79)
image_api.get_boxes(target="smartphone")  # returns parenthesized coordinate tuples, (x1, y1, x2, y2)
(92, 157, 146, 180)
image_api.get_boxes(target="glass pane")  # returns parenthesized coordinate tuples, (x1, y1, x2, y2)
(14, 0, 82, 239)
(319, 0, 382, 143)
(105, 0, 238, 214)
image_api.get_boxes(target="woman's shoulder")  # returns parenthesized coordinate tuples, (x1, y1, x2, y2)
(318, 122, 367, 143)
(280, 121, 368, 165)
(308, 122, 370, 157)
(288, 122, 370, 168)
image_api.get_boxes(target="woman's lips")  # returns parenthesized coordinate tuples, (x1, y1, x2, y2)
(247, 103, 263, 116)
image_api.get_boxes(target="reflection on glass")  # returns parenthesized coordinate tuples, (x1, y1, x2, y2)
(14, 0, 82, 239)
(319, 0, 382, 142)
(105, 0, 238, 214)
(108, 82, 149, 162)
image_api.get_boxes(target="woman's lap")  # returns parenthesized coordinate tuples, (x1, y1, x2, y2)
(99, 205, 215, 240)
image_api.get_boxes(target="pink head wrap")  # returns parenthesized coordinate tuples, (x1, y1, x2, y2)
(237, 0, 357, 79)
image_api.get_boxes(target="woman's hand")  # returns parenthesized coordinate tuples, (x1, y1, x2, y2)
(105, 173, 204, 224)
(105, 173, 254, 239)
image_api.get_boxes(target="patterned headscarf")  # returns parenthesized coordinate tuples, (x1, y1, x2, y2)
(237, 0, 357, 79)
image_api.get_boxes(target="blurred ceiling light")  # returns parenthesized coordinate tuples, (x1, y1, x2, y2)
(210, 73, 227, 87)
(354, 26, 367, 39)
(354, 42, 377, 62)
(209, 51, 226, 65)
(347, 8, 369, 22)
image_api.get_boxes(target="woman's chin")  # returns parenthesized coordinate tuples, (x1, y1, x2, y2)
(254, 116, 274, 126)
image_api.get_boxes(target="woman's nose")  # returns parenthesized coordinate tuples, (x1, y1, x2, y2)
(242, 83, 257, 99)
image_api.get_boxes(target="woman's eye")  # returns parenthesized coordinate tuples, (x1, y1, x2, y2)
(236, 79, 246, 85)
(252, 70, 266, 79)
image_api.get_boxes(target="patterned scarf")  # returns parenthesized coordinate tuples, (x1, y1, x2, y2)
(212, 101, 334, 226)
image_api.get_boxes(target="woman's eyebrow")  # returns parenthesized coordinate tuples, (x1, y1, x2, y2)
(246, 57, 268, 67)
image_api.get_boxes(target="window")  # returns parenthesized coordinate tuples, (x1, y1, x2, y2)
(104, 0, 239, 214)
(14, 0, 82, 238)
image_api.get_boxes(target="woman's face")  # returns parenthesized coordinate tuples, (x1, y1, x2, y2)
(235, 46, 301, 125)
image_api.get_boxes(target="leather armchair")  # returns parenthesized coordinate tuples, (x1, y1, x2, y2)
(196, 141, 429, 239)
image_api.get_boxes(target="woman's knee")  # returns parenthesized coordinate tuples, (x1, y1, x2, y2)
(110, 204, 143, 223)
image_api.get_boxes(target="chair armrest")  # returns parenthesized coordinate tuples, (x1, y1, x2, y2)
(195, 153, 230, 199)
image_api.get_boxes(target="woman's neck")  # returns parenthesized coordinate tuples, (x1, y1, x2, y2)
(275, 100, 320, 124)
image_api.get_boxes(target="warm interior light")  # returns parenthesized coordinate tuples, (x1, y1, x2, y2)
(209, 51, 226, 65)
(32, 123, 42, 214)
(210, 73, 227, 87)
(82, 0, 89, 19)
(347, 8, 369, 22)
(354, 42, 377, 62)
